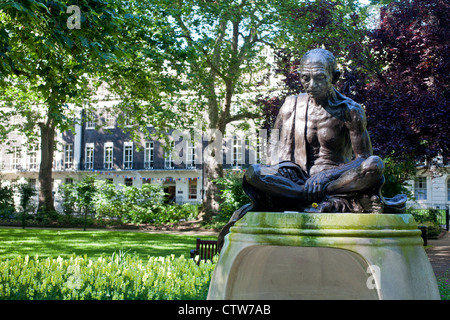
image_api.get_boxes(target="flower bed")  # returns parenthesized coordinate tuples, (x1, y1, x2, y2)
(0, 254, 216, 300)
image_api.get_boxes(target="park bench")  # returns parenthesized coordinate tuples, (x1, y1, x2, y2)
(190, 238, 218, 265)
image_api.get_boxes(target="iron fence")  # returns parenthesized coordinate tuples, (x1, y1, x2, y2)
(406, 203, 449, 231)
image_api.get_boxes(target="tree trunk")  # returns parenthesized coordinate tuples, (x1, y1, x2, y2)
(202, 136, 224, 222)
(37, 122, 56, 213)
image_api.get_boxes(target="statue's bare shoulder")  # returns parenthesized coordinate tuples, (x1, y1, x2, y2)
(343, 100, 367, 133)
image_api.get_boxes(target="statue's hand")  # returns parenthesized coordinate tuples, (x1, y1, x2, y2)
(278, 167, 304, 184)
(304, 173, 332, 203)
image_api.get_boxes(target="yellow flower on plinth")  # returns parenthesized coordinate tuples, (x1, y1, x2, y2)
(312, 203, 318, 208)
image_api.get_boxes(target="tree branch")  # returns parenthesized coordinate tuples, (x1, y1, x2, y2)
(172, 14, 227, 81)
(225, 111, 262, 125)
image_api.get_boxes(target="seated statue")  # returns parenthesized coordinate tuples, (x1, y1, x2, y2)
(218, 49, 406, 249)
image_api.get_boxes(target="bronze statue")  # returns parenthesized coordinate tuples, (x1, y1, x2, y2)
(218, 49, 406, 249)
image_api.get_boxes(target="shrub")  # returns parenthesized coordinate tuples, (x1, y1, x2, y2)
(57, 183, 78, 216)
(0, 180, 15, 219)
(93, 182, 198, 225)
(46, 180, 199, 227)
(214, 171, 249, 222)
(0, 254, 216, 300)
(409, 207, 443, 238)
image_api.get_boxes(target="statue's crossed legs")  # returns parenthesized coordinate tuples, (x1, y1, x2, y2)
(244, 156, 385, 213)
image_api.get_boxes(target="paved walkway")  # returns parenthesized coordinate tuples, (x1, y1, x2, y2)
(425, 231, 450, 278)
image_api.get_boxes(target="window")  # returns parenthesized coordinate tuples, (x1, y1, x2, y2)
(28, 178, 37, 190)
(121, 113, 132, 128)
(414, 177, 427, 201)
(63, 144, 73, 169)
(164, 141, 175, 169)
(256, 139, 263, 164)
(65, 178, 73, 184)
(12, 115, 21, 125)
(106, 178, 113, 184)
(124, 178, 133, 186)
(123, 142, 133, 169)
(28, 144, 38, 170)
(85, 143, 94, 170)
(186, 142, 196, 168)
(85, 111, 96, 129)
(232, 138, 244, 167)
(189, 179, 197, 199)
(144, 141, 154, 169)
(447, 179, 450, 202)
(104, 142, 113, 169)
(249, 135, 263, 165)
(104, 111, 115, 128)
(11, 146, 21, 170)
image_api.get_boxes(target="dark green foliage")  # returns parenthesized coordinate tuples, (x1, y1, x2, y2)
(408, 207, 444, 238)
(215, 171, 250, 221)
(0, 181, 15, 219)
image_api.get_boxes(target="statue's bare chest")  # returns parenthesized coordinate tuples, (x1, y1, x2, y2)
(305, 104, 347, 150)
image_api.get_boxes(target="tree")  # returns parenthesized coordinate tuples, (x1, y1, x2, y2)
(141, 0, 368, 220)
(257, 0, 371, 130)
(0, 179, 15, 219)
(356, 0, 449, 165)
(0, 1, 171, 214)
(16, 182, 36, 228)
(74, 175, 97, 231)
(352, 0, 449, 196)
(146, 0, 286, 220)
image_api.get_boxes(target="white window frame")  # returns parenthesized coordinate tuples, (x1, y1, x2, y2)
(248, 134, 263, 165)
(232, 137, 244, 168)
(12, 115, 21, 125)
(186, 141, 196, 169)
(11, 146, 21, 170)
(164, 141, 175, 169)
(85, 111, 96, 129)
(104, 142, 114, 169)
(28, 144, 38, 170)
(121, 112, 132, 128)
(104, 111, 115, 128)
(124, 178, 133, 186)
(144, 141, 154, 169)
(123, 141, 133, 170)
(85, 143, 94, 170)
(63, 144, 73, 169)
(414, 177, 427, 201)
(188, 178, 197, 200)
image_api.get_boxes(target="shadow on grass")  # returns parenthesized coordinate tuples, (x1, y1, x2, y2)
(0, 228, 217, 260)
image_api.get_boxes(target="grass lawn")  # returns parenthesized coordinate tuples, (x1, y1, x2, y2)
(0, 227, 217, 260)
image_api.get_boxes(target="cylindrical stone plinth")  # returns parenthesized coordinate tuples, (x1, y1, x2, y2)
(207, 212, 440, 300)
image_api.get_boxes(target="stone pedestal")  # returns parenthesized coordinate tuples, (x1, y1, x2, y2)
(207, 212, 440, 300)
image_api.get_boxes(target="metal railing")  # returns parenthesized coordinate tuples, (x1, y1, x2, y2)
(406, 203, 449, 231)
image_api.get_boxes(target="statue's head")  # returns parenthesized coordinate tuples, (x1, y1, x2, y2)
(299, 49, 340, 101)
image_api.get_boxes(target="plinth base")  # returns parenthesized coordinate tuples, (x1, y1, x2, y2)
(207, 212, 440, 300)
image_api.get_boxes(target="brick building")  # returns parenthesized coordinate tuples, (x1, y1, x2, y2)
(0, 100, 265, 212)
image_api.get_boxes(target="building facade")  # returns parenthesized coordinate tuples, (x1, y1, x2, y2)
(406, 163, 450, 209)
(0, 102, 265, 212)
